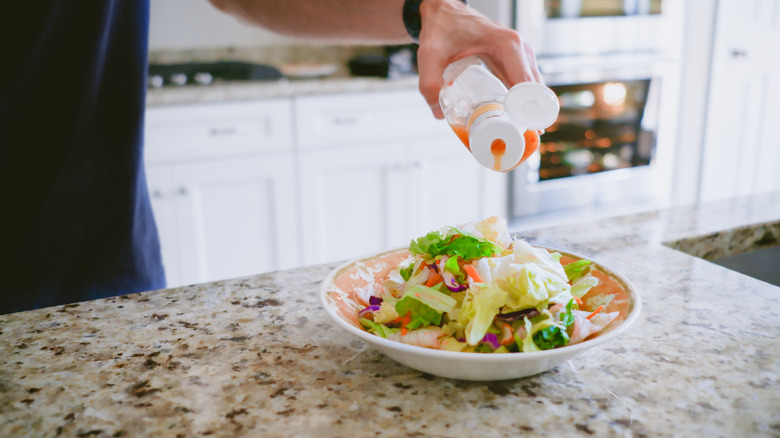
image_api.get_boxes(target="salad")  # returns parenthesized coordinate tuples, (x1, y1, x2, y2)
(356, 216, 619, 353)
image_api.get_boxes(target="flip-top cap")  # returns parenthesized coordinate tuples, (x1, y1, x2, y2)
(470, 116, 525, 172)
(504, 82, 560, 130)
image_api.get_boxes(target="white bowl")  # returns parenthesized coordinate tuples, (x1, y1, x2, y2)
(320, 245, 641, 381)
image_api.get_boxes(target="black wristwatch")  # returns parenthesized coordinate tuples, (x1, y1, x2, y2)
(403, 0, 468, 43)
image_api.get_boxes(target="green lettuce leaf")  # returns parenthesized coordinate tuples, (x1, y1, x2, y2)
(360, 318, 396, 338)
(561, 298, 576, 327)
(564, 259, 592, 282)
(532, 325, 570, 350)
(409, 227, 503, 260)
(399, 264, 415, 282)
(395, 296, 442, 330)
(405, 285, 457, 313)
(443, 255, 466, 281)
(571, 275, 599, 298)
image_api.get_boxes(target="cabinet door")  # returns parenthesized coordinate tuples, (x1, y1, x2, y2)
(407, 137, 510, 237)
(145, 165, 184, 287)
(701, 0, 780, 201)
(298, 145, 408, 265)
(170, 154, 299, 286)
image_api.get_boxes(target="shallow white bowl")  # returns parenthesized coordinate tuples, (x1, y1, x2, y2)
(320, 245, 641, 381)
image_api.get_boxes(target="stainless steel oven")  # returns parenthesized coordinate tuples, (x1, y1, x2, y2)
(510, 55, 680, 217)
(507, 0, 684, 219)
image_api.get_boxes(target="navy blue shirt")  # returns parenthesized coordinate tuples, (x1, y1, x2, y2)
(1, 1, 165, 313)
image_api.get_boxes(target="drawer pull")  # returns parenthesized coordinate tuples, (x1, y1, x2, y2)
(331, 116, 358, 125)
(209, 126, 239, 136)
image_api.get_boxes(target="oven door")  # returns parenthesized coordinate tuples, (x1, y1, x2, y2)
(510, 55, 680, 218)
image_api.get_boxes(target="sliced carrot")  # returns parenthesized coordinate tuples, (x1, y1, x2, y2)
(425, 272, 443, 287)
(573, 296, 583, 307)
(498, 321, 514, 346)
(462, 264, 483, 283)
(586, 305, 604, 320)
(400, 312, 411, 335)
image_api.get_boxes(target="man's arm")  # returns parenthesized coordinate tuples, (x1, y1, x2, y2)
(209, 0, 542, 119)
(208, 0, 411, 43)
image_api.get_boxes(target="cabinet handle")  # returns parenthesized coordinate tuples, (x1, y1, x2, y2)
(151, 190, 163, 199)
(331, 116, 358, 125)
(178, 187, 188, 196)
(209, 126, 238, 136)
(731, 49, 748, 59)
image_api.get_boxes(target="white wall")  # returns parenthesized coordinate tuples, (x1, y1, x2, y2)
(149, 0, 297, 50)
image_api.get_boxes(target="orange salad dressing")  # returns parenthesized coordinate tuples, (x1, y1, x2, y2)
(490, 139, 506, 171)
(450, 124, 470, 150)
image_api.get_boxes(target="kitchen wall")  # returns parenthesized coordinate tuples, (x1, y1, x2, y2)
(149, 0, 507, 51)
(149, 0, 296, 50)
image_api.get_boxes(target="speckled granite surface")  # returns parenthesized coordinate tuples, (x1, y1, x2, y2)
(2, 192, 779, 437)
(146, 75, 420, 107)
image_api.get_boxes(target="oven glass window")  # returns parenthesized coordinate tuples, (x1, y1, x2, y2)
(545, 0, 663, 18)
(536, 79, 656, 182)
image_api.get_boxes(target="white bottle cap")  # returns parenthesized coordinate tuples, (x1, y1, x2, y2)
(504, 82, 560, 130)
(469, 116, 525, 172)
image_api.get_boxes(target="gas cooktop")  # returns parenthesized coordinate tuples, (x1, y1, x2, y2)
(147, 61, 283, 88)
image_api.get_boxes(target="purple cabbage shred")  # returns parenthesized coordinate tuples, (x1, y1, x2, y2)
(481, 333, 501, 350)
(358, 305, 382, 318)
(369, 296, 383, 306)
(495, 308, 539, 322)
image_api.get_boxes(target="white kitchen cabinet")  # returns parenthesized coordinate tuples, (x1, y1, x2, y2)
(295, 91, 508, 266)
(145, 100, 299, 287)
(700, 0, 780, 202)
(298, 143, 409, 265)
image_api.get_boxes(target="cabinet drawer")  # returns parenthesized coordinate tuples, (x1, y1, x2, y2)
(294, 89, 451, 150)
(145, 99, 293, 163)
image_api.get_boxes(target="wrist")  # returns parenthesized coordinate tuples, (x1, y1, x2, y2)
(403, 0, 467, 43)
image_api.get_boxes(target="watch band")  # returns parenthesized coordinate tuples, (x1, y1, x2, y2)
(403, 0, 468, 43)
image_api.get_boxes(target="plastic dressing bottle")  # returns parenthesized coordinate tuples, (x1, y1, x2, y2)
(439, 56, 560, 172)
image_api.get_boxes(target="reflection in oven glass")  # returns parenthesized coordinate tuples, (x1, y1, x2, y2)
(538, 79, 655, 182)
(545, 0, 663, 18)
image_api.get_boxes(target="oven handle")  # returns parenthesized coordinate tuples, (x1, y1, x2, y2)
(538, 54, 679, 86)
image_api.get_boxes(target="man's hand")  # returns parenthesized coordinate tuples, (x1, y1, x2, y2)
(416, 0, 544, 119)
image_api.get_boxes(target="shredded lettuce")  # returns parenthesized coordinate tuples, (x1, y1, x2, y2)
(443, 255, 465, 281)
(399, 264, 414, 282)
(459, 285, 508, 346)
(532, 325, 570, 350)
(561, 298, 576, 327)
(373, 299, 400, 324)
(405, 285, 457, 313)
(360, 318, 396, 338)
(571, 275, 599, 298)
(496, 262, 571, 310)
(395, 296, 442, 330)
(564, 259, 592, 282)
(409, 227, 503, 260)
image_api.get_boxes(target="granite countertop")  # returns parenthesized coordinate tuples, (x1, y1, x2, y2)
(2, 192, 779, 437)
(146, 75, 421, 107)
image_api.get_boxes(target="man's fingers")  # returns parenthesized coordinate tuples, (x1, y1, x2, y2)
(416, 47, 448, 119)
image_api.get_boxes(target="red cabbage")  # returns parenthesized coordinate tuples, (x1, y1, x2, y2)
(369, 296, 383, 306)
(481, 333, 501, 350)
(495, 308, 539, 322)
(358, 305, 381, 318)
